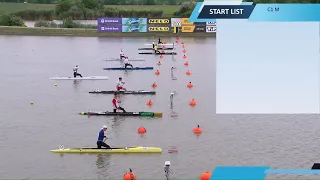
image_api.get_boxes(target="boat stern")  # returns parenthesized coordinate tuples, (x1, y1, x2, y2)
(153, 112, 163, 117)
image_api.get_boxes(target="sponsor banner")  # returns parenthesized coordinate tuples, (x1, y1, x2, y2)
(206, 22, 216, 26)
(122, 25, 147, 32)
(122, 18, 147, 26)
(171, 18, 182, 27)
(147, 18, 171, 25)
(147, 26, 170, 32)
(206, 26, 217, 33)
(181, 18, 206, 26)
(181, 25, 206, 33)
(98, 25, 122, 32)
(98, 18, 122, 25)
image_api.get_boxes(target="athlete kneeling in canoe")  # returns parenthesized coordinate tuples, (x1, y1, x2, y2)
(73, 65, 83, 78)
(113, 93, 126, 113)
(116, 77, 127, 91)
(158, 37, 162, 44)
(97, 125, 111, 149)
(154, 45, 160, 54)
(124, 57, 133, 69)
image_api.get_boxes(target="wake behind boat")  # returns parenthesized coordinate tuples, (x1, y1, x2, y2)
(139, 52, 177, 55)
(103, 67, 153, 70)
(80, 111, 163, 117)
(138, 47, 173, 50)
(50, 76, 108, 80)
(50, 146, 162, 153)
(105, 58, 145, 61)
(144, 43, 174, 46)
(89, 90, 156, 95)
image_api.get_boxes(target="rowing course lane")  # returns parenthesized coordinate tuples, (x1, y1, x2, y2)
(0, 36, 319, 179)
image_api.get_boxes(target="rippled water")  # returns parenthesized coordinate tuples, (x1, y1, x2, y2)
(0, 35, 318, 179)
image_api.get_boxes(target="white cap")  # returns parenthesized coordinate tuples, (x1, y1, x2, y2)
(102, 125, 108, 129)
(165, 161, 171, 166)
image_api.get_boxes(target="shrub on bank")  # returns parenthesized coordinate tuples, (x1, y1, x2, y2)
(34, 20, 58, 27)
(0, 15, 25, 26)
(11, 10, 55, 21)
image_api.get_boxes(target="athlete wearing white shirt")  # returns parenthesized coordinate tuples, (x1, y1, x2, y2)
(124, 57, 133, 69)
(116, 77, 127, 91)
(120, 49, 125, 59)
(73, 65, 82, 78)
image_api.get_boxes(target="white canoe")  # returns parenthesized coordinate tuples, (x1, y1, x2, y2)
(144, 43, 174, 46)
(50, 76, 109, 80)
(105, 58, 145, 61)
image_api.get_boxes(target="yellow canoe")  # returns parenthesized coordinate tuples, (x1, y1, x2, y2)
(50, 146, 162, 153)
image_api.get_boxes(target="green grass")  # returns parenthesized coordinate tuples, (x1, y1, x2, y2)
(0, 3, 180, 17)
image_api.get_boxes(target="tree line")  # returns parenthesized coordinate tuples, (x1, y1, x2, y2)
(0, 0, 202, 5)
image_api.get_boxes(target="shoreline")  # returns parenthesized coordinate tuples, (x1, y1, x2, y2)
(0, 26, 216, 37)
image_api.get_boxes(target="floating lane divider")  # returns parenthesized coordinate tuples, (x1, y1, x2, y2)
(210, 165, 320, 180)
(103, 67, 153, 70)
(80, 111, 163, 117)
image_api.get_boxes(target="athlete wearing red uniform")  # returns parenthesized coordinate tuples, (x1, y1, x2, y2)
(112, 93, 126, 113)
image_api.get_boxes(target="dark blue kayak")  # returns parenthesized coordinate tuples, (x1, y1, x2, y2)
(103, 67, 153, 70)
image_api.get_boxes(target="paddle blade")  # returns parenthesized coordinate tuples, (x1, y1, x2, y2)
(312, 163, 320, 169)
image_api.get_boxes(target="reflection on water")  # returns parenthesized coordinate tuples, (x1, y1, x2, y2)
(96, 154, 111, 179)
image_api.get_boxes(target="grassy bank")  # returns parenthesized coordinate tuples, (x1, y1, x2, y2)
(0, 26, 215, 37)
(0, 3, 179, 17)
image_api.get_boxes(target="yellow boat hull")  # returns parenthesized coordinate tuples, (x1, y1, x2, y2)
(50, 146, 162, 153)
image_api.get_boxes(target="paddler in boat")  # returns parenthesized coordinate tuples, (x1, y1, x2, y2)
(73, 65, 83, 78)
(116, 77, 127, 91)
(154, 44, 160, 54)
(97, 125, 111, 149)
(120, 49, 125, 60)
(112, 92, 126, 113)
(158, 37, 162, 44)
(152, 42, 155, 48)
(124, 56, 133, 69)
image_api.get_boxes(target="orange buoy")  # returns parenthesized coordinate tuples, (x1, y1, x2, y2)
(164, 42, 166, 44)
(152, 82, 157, 88)
(155, 70, 160, 75)
(182, 45, 185, 48)
(181, 41, 184, 44)
(183, 49, 186, 53)
(160, 55, 163, 59)
(163, 45, 166, 48)
(189, 98, 196, 106)
(146, 100, 153, 106)
(138, 126, 146, 134)
(187, 82, 193, 88)
(124, 169, 136, 180)
(161, 50, 165, 53)
(186, 70, 191, 76)
(183, 54, 187, 59)
(184, 61, 189, 66)
(193, 125, 202, 134)
(175, 40, 178, 43)
(200, 171, 211, 180)
(157, 61, 162, 66)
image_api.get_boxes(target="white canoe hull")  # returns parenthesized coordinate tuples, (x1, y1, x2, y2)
(50, 76, 108, 80)
(144, 43, 174, 46)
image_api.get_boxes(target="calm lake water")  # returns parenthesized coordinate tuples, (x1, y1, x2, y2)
(0, 35, 319, 180)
